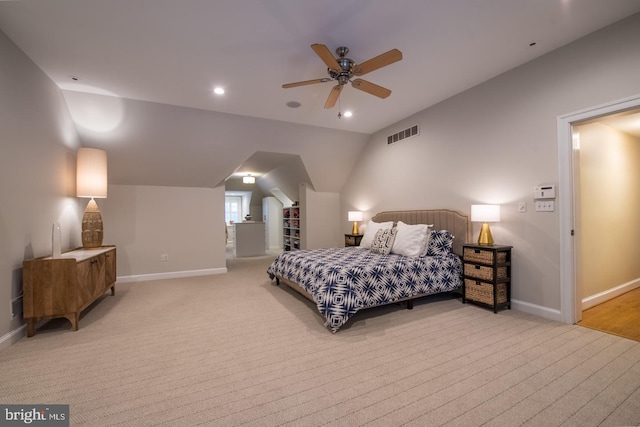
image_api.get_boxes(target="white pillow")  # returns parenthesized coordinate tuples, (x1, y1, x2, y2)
(391, 221, 433, 257)
(359, 220, 394, 249)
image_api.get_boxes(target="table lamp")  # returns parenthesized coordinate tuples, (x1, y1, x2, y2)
(348, 211, 363, 235)
(77, 148, 108, 248)
(471, 204, 500, 245)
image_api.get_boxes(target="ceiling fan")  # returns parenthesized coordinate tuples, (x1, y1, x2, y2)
(282, 44, 403, 109)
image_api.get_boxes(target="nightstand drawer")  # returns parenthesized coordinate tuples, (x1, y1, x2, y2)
(464, 279, 508, 306)
(344, 234, 363, 247)
(463, 247, 507, 265)
(464, 263, 508, 281)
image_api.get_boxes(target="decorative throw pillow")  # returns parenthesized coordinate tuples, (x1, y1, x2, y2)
(359, 220, 394, 249)
(419, 225, 435, 257)
(370, 227, 397, 255)
(391, 221, 433, 257)
(426, 229, 454, 256)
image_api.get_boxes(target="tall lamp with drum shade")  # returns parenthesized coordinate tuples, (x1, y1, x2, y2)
(77, 148, 108, 248)
(471, 204, 500, 246)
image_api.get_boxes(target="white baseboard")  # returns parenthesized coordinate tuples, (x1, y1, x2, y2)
(511, 299, 562, 322)
(582, 278, 640, 311)
(116, 267, 227, 283)
(0, 324, 26, 353)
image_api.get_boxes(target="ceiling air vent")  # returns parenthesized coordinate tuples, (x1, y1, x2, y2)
(387, 124, 419, 144)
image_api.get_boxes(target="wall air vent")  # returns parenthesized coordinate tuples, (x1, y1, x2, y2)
(387, 124, 419, 144)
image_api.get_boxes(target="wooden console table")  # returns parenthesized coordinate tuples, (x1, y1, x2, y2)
(22, 246, 116, 337)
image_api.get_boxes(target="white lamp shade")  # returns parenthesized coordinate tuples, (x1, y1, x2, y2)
(348, 211, 363, 222)
(471, 204, 501, 222)
(76, 148, 108, 198)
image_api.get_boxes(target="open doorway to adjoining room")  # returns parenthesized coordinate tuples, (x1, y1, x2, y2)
(572, 108, 640, 341)
(224, 192, 251, 245)
(558, 96, 640, 341)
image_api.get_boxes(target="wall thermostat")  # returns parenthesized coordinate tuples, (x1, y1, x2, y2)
(534, 184, 556, 199)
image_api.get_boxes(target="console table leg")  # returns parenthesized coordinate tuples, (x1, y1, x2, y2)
(66, 313, 79, 331)
(26, 319, 36, 337)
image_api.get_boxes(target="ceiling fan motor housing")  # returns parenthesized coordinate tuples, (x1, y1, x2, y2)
(333, 47, 355, 85)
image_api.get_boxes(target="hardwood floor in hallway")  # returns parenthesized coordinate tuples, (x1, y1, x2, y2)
(578, 287, 640, 342)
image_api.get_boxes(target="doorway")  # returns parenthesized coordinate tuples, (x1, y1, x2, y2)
(224, 192, 252, 245)
(557, 94, 640, 326)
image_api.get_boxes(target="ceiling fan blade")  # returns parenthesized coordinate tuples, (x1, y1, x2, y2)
(352, 48, 402, 76)
(282, 78, 330, 88)
(324, 85, 343, 108)
(351, 79, 392, 99)
(311, 43, 341, 72)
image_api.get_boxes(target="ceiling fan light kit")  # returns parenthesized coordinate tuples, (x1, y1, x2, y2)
(283, 44, 402, 109)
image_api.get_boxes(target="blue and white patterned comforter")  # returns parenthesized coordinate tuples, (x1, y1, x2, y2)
(267, 247, 462, 332)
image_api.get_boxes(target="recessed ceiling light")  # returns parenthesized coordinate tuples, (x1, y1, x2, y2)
(343, 111, 353, 118)
(69, 75, 80, 81)
(529, 42, 537, 47)
(286, 101, 301, 108)
(213, 87, 225, 95)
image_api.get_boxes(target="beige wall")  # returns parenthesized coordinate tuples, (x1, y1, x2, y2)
(102, 185, 226, 279)
(0, 30, 83, 345)
(341, 13, 640, 316)
(65, 91, 370, 193)
(575, 123, 640, 300)
(300, 184, 342, 249)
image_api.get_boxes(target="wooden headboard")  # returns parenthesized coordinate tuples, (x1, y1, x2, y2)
(370, 209, 471, 256)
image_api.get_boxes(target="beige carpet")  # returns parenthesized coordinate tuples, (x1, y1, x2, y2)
(1, 254, 639, 426)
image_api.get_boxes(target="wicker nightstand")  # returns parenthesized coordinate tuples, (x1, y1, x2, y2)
(344, 234, 363, 247)
(462, 244, 512, 313)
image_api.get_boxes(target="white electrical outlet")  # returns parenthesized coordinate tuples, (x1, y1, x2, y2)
(160, 254, 169, 261)
(535, 200, 555, 212)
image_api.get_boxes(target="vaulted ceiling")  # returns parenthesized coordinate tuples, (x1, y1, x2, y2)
(2, 1, 640, 191)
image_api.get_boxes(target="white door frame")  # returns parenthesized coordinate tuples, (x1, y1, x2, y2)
(557, 94, 640, 324)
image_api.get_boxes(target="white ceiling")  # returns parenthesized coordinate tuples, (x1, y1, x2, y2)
(2, 0, 640, 135)
(597, 110, 640, 138)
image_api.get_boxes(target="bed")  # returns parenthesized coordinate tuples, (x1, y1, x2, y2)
(267, 209, 472, 332)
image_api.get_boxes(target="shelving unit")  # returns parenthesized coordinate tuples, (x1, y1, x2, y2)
(462, 244, 512, 313)
(283, 205, 301, 251)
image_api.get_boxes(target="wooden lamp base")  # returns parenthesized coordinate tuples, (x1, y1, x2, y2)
(82, 198, 104, 248)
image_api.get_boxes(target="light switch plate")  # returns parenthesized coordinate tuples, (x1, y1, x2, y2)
(518, 201, 526, 213)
